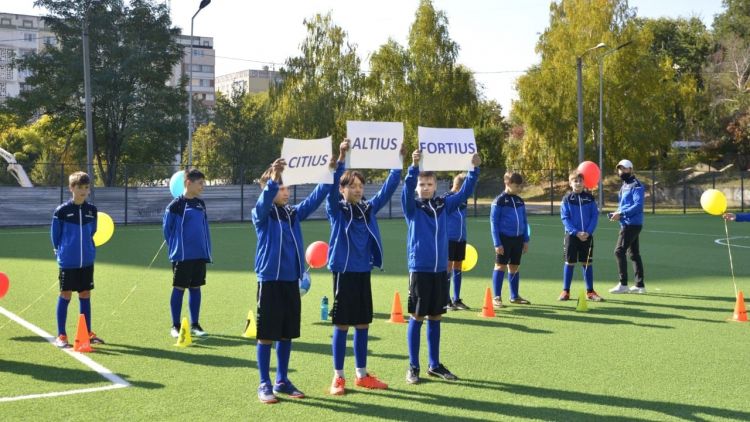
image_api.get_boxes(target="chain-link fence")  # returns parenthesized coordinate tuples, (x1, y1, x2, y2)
(1, 162, 747, 227)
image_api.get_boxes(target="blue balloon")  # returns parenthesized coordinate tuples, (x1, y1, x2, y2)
(527, 223, 532, 237)
(169, 171, 185, 198)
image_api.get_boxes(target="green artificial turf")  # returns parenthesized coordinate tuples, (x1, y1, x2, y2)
(1, 214, 749, 421)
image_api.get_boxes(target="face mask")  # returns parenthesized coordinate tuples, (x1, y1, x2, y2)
(620, 172, 631, 181)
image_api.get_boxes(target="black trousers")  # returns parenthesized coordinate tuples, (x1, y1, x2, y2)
(614, 225, 644, 286)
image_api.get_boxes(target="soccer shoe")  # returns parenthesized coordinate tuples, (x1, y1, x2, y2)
(190, 323, 207, 337)
(355, 374, 388, 390)
(509, 296, 531, 305)
(329, 376, 346, 395)
(170, 325, 180, 339)
(452, 299, 470, 310)
(257, 382, 278, 404)
(53, 334, 70, 348)
(492, 296, 504, 309)
(558, 291, 570, 301)
(406, 365, 420, 384)
(609, 284, 630, 294)
(446, 301, 457, 311)
(427, 364, 458, 381)
(587, 291, 604, 302)
(629, 285, 646, 294)
(273, 380, 305, 398)
(89, 332, 105, 344)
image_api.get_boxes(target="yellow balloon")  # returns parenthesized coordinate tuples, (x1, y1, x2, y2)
(700, 189, 727, 216)
(93, 212, 115, 247)
(462, 244, 478, 272)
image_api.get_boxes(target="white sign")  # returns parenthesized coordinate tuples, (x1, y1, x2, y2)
(346, 121, 404, 169)
(417, 127, 477, 171)
(280, 137, 333, 186)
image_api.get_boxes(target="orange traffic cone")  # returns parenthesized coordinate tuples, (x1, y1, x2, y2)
(73, 314, 93, 352)
(730, 290, 748, 322)
(388, 291, 406, 323)
(479, 287, 496, 318)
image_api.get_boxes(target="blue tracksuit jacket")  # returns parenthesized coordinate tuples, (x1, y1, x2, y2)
(326, 168, 401, 273)
(51, 200, 97, 269)
(253, 164, 341, 283)
(163, 196, 212, 262)
(402, 166, 479, 273)
(445, 191, 468, 242)
(560, 191, 599, 235)
(618, 175, 644, 226)
(490, 192, 530, 248)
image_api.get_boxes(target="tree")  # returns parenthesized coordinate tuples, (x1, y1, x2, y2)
(269, 13, 363, 144)
(192, 90, 278, 183)
(512, 0, 689, 171)
(7, 0, 185, 186)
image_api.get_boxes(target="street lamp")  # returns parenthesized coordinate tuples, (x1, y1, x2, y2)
(576, 43, 606, 163)
(596, 41, 632, 209)
(187, 0, 211, 168)
(82, 0, 99, 193)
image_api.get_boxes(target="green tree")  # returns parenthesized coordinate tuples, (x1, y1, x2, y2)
(7, 0, 185, 186)
(513, 0, 688, 171)
(192, 90, 278, 183)
(269, 13, 363, 144)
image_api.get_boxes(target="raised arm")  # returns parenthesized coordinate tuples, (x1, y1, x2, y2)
(370, 169, 401, 214)
(401, 149, 421, 218)
(326, 140, 349, 218)
(445, 154, 481, 213)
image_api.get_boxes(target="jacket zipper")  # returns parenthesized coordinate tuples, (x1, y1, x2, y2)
(428, 201, 438, 272)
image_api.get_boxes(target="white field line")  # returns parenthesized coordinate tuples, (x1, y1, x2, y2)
(0, 306, 130, 403)
(714, 236, 750, 249)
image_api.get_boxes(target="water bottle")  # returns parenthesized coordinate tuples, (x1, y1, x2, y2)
(321, 296, 329, 321)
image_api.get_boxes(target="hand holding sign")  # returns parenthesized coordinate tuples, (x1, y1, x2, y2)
(472, 153, 482, 167)
(412, 149, 422, 167)
(269, 158, 286, 183)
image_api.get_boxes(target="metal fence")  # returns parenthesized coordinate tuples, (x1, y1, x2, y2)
(1, 163, 747, 227)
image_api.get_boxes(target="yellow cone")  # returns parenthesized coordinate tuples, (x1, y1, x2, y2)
(241, 309, 257, 338)
(575, 290, 589, 312)
(175, 317, 192, 347)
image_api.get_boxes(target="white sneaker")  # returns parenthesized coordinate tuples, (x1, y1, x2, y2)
(629, 286, 646, 294)
(190, 323, 207, 337)
(609, 284, 630, 294)
(170, 326, 180, 339)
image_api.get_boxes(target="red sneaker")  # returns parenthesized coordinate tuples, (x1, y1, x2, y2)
(329, 376, 346, 395)
(355, 374, 388, 390)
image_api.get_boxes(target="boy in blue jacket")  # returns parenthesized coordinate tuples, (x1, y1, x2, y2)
(163, 169, 212, 339)
(51, 171, 103, 348)
(559, 172, 602, 301)
(253, 147, 345, 404)
(490, 172, 530, 307)
(445, 174, 470, 311)
(327, 140, 404, 395)
(403, 149, 481, 384)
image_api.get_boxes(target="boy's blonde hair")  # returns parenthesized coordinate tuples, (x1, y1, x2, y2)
(452, 173, 466, 191)
(258, 167, 282, 189)
(569, 171, 584, 183)
(503, 171, 523, 185)
(68, 171, 90, 188)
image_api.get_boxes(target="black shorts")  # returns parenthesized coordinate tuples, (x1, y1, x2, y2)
(496, 235, 525, 266)
(407, 272, 450, 317)
(256, 281, 301, 341)
(564, 235, 594, 264)
(172, 260, 206, 288)
(331, 272, 373, 325)
(59, 265, 94, 292)
(448, 240, 467, 262)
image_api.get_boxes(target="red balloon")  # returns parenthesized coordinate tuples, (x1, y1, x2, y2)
(577, 161, 601, 189)
(305, 241, 329, 269)
(0, 272, 9, 299)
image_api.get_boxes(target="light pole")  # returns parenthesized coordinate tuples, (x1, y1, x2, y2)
(576, 43, 606, 163)
(82, 1, 98, 191)
(187, 0, 211, 168)
(596, 41, 632, 209)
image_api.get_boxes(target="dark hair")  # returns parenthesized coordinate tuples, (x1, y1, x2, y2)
(68, 171, 90, 187)
(185, 169, 205, 184)
(503, 171, 523, 185)
(419, 171, 437, 181)
(340, 170, 365, 188)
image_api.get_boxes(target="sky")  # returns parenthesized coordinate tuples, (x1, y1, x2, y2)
(7, 0, 725, 114)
